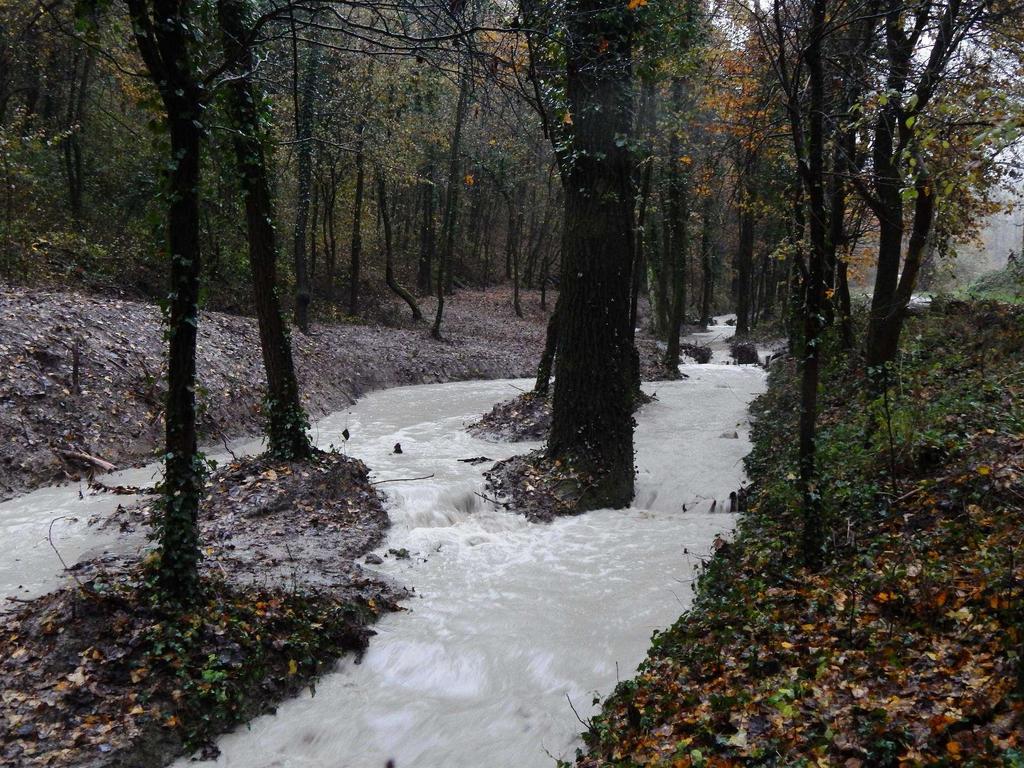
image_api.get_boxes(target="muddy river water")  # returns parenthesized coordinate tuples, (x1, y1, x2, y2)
(0, 322, 766, 768)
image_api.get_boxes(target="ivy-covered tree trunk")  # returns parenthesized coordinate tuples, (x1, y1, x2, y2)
(125, 0, 205, 602)
(219, 0, 310, 460)
(547, 0, 636, 510)
(161, 111, 204, 600)
(829, 128, 856, 350)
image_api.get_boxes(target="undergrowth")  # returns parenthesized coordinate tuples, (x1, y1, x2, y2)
(576, 299, 1024, 767)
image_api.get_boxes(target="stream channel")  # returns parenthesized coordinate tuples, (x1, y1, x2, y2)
(0, 321, 767, 768)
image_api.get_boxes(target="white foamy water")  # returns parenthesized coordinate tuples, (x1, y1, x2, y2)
(0, 322, 767, 768)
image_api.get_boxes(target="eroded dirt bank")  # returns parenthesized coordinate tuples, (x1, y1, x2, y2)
(0, 285, 548, 500)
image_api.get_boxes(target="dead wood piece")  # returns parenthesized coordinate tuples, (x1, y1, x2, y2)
(55, 449, 116, 474)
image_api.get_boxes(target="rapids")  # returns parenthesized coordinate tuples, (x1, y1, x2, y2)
(0, 321, 767, 767)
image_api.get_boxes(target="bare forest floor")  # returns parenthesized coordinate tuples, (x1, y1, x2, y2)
(0, 284, 550, 500)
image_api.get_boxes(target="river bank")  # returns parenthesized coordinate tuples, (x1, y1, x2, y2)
(0, 285, 549, 500)
(576, 300, 1024, 767)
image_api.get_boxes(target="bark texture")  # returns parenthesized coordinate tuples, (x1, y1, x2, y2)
(547, 0, 636, 510)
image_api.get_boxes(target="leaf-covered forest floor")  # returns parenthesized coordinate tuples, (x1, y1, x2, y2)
(575, 300, 1024, 767)
(1, 449, 398, 768)
(0, 284, 551, 500)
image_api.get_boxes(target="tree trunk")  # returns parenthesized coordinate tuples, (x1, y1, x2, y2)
(795, 0, 829, 568)
(417, 164, 435, 294)
(126, 0, 205, 602)
(324, 164, 338, 301)
(864, 54, 904, 369)
(467, 187, 486, 284)
(480, 200, 495, 286)
(162, 111, 203, 601)
(629, 149, 654, 391)
(308, 174, 319, 286)
(539, 249, 550, 310)
(647, 207, 668, 336)
(699, 192, 715, 326)
(534, 302, 559, 396)
(290, 16, 318, 332)
(830, 127, 855, 350)
(664, 81, 690, 373)
(664, 188, 689, 372)
(219, 0, 311, 460)
(734, 172, 755, 336)
(508, 190, 525, 318)
(349, 121, 365, 316)
(63, 47, 93, 219)
(547, 0, 635, 510)
(868, 165, 936, 367)
(432, 61, 471, 338)
(377, 173, 423, 320)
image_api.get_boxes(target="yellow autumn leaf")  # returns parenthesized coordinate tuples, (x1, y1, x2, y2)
(288, 659, 298, 675)
(627, 0, 648, 9)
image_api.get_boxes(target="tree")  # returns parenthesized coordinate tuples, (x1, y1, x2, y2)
(663, 79, 692, 373)
(377, 172, 423, 319)
(860, 0, 991, 367)
(432, 57, 472, 338)
(218, 0, 311, 460)
(546, 0, 639, 509)
(753, 0, 832, 565)
(122, 0, 206, 601)
(290, 14, 319, 333)
(349, 116, 366, 316)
